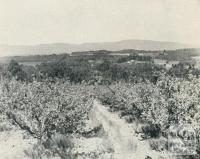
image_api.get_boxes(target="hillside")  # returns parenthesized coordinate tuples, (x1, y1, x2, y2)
(0, 40, 193, 57)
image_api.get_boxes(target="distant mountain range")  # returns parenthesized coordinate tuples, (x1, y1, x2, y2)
(0, 39, 195, 57)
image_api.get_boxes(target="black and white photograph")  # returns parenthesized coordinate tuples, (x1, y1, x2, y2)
(0, 0, 200, 158)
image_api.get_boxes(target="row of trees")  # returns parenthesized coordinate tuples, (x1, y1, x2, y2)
(0, 78, 95, 158)
(3, 55, 200, 85)
(97, 74, 200, 156)
(4, 59, 164, 84)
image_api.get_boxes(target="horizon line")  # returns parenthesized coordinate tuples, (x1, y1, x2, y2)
(0, 38, 194, 47)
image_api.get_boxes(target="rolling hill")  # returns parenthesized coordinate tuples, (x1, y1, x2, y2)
(0, 39, 194, 57)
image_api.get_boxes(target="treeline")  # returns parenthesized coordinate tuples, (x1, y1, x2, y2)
(1, 48, 198, 64)
(156, 48, 200, 61)
(2, 53, 200, 85)
(1, 58, 162, 84)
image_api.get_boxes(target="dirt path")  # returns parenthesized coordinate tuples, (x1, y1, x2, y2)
(0, 128, 35, 159)
(0, 101, 173, 159)
(90, 100, 171, 159)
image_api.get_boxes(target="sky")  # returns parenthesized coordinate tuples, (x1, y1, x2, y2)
(0, 0, 200, 46)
